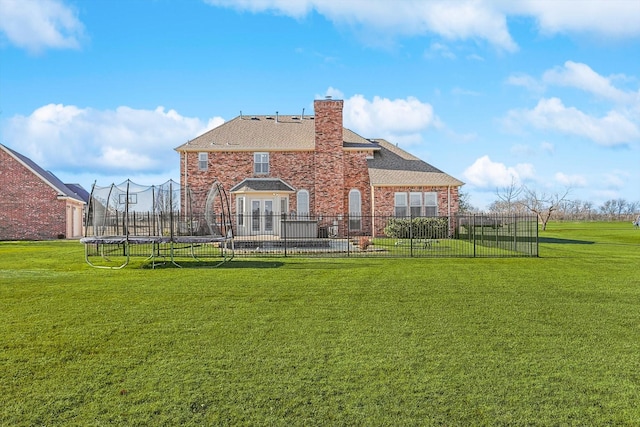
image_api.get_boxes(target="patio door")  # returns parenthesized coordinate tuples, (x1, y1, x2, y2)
(251, 199, 274, 234)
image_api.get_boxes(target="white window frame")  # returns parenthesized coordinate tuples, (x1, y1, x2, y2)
(236, 196, 245, 227)
(198, 152, 208, 171)
(410, 192, 422, 217)
(254, 152, 269, 174)
(297, 189, 309, 219)
(394, 192, 408, 217)
(349, 189, 361, 231)
(280, 197, 289, 218)
(424, 192, 438, 216)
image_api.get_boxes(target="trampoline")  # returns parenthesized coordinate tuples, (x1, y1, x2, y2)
(81, 180, 234, 268)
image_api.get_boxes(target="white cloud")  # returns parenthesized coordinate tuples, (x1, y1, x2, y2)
(506, 73, 545, 94)
(463, 155, 535, 188)
(509, 61, 640, 107)
(206, 0, 517, 51)
(2, 104, 223, 176)
(206, 0, 640, 52)
(0, 0, 85, 53)
(555, 172, 587, 187)
(543, 61, 635, 104)
(323, 86, 344, 100)
(337, 92, 439, 145)
(509, 0, 640, 39)
(505, 97, 640, 146)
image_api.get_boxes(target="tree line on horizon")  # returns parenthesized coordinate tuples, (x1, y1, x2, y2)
(459, 181, 639, 231)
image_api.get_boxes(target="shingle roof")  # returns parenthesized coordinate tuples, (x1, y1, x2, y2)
(65, 183, 91, 203)
(0, 144, 87, 203)
(367, 139, 464, 187)
(175, 115, 374, 151)
(230, 178, 296, 193)
(174, 114, 463, 188)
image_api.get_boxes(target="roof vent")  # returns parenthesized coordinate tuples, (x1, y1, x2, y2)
(251, 116, 259, 120)
(325, 95, 332, 100)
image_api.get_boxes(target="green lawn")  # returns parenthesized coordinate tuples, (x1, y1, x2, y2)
(1, 222, 639, 425)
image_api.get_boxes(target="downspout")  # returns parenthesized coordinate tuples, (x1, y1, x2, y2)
(447, 186, 451, 234)
(370, 185, 375, 237)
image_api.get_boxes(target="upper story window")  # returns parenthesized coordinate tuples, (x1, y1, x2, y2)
(198, 152, 208, 171)
(254, 152, 269, 174)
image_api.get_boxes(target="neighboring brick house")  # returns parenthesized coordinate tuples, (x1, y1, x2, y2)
(0, 144, 87, 240)
(175, 98, 463, 237)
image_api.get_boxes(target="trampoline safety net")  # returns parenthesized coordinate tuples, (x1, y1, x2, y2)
(81, 179, 234, 268)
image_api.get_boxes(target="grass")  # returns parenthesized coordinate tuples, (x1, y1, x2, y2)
(1, 221, 639, 425)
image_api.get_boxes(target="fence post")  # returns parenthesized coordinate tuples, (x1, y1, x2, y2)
(410, 214, 414, 258)
(283, 217, 287, 257)
(473, 214, 477, 258)
(513, 214, 517, 252)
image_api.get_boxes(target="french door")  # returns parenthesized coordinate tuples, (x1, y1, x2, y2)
(251, 199, 274, 234)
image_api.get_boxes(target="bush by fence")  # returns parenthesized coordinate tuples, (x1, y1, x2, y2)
(383, 217, 449, 239)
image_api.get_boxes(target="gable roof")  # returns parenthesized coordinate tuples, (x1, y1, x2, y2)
(0, 144, 87, 203)
(65, 183, 91, 203)
(175, 115, 375, 152)
(367, 139, 464, 187)
(230, 178, 296, 193)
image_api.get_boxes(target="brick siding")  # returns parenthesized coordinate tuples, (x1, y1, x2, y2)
(0, 149, 67, 240)
(179, 99, 460, 237)
(313, 99, 345, 214)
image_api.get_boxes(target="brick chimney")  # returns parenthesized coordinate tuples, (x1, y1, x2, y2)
(314, 97, 345, 214)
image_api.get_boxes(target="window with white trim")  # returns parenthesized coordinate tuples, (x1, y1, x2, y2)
(236, 197, 245, 227)
(198, 152, 208, 171)
(280, 197, 288, 217)
(254, 152, 269, 174)
(424, 192, 438, 216)
(410, 192, 422, 217)
(349, 189, 361, 230)
(394, 193, 408, 217)
(297, 190, 309, 219)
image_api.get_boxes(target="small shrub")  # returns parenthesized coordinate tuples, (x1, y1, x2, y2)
(384, 217, 448, 239)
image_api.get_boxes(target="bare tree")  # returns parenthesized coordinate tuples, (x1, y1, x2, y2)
(580, 200, 595, 220)
(520, 186, 571, 231)
(495, 178, 523, 213)
(458, 191, 476, 213)
(599, 199, 618, 219)
(615, 198, 628, 218)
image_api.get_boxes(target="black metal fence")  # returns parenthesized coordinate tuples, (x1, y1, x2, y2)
(230, 213, 538, 258)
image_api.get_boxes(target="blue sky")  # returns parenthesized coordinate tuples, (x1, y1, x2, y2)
(1, 0, 639, 209)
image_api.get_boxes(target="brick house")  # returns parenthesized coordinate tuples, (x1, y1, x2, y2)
(175, 98, 463, 237)
(0, 144, 87, 240)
